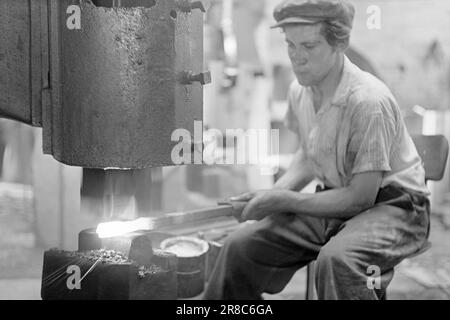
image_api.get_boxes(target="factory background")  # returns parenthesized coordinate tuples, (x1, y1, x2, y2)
(1, 0, 450, 299)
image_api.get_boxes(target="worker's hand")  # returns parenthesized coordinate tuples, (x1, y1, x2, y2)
(241, 190, 288, 221)
(223, 190, 283, 222)
(228, 189, 278, 202)
(228, 191, 259, 202)
(228, 201, 248, 223)
(220, 190, 269, 222)
(218, 197, 250, 222)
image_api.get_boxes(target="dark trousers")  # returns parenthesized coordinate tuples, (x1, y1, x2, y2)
(203, 185, 430, 300)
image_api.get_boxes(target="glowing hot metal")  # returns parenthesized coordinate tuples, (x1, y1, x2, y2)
(96, 205, 237, 238)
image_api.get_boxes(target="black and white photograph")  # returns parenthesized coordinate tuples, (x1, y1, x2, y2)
(1, 0, 450, 308)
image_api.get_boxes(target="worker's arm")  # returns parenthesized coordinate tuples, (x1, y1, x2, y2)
(229, 148, 315, 204)
(241, 99, 396, 221)
(273, 148, 315, 191)
(241, 171, 383, 220)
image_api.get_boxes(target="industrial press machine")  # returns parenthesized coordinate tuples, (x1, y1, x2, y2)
(1, 0, 241, 299)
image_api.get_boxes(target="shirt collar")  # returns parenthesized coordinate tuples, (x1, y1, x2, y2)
(304, 55, 358, 113)
(330, 55, 358, 107)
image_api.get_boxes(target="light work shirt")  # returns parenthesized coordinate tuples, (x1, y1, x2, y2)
(285, 55, 430, 196)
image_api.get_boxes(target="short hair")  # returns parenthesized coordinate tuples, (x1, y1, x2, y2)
(319, 19, 352, 49)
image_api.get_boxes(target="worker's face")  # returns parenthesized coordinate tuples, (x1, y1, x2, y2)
(284, 23, 340, 87)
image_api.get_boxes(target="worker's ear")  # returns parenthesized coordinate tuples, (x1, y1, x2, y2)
(333, 40, 349, 53)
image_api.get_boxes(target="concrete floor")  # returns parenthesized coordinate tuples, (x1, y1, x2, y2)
(1, 182, 450, 300)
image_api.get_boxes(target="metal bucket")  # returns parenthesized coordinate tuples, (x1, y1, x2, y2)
(160, 236, 209, 298)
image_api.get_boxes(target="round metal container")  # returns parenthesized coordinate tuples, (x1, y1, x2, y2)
(160, 236, 209, 298)
(205, 241, 223, 282)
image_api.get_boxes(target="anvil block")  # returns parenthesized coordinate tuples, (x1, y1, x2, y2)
(101, 233, 154, 266)
(42, 250, 97, 300)
(78, 229, 176, 266)
(78, 229, 154, 266)
(41, 249, 178, 300)
(78, 228, 102, 252)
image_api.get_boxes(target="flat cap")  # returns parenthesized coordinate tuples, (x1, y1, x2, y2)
(272, 0, 355, 29)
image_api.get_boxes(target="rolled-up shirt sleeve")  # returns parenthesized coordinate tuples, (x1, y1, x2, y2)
(348, 100, 396, 175)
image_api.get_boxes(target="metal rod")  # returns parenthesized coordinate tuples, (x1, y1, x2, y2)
(79, 258, 103, 283)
